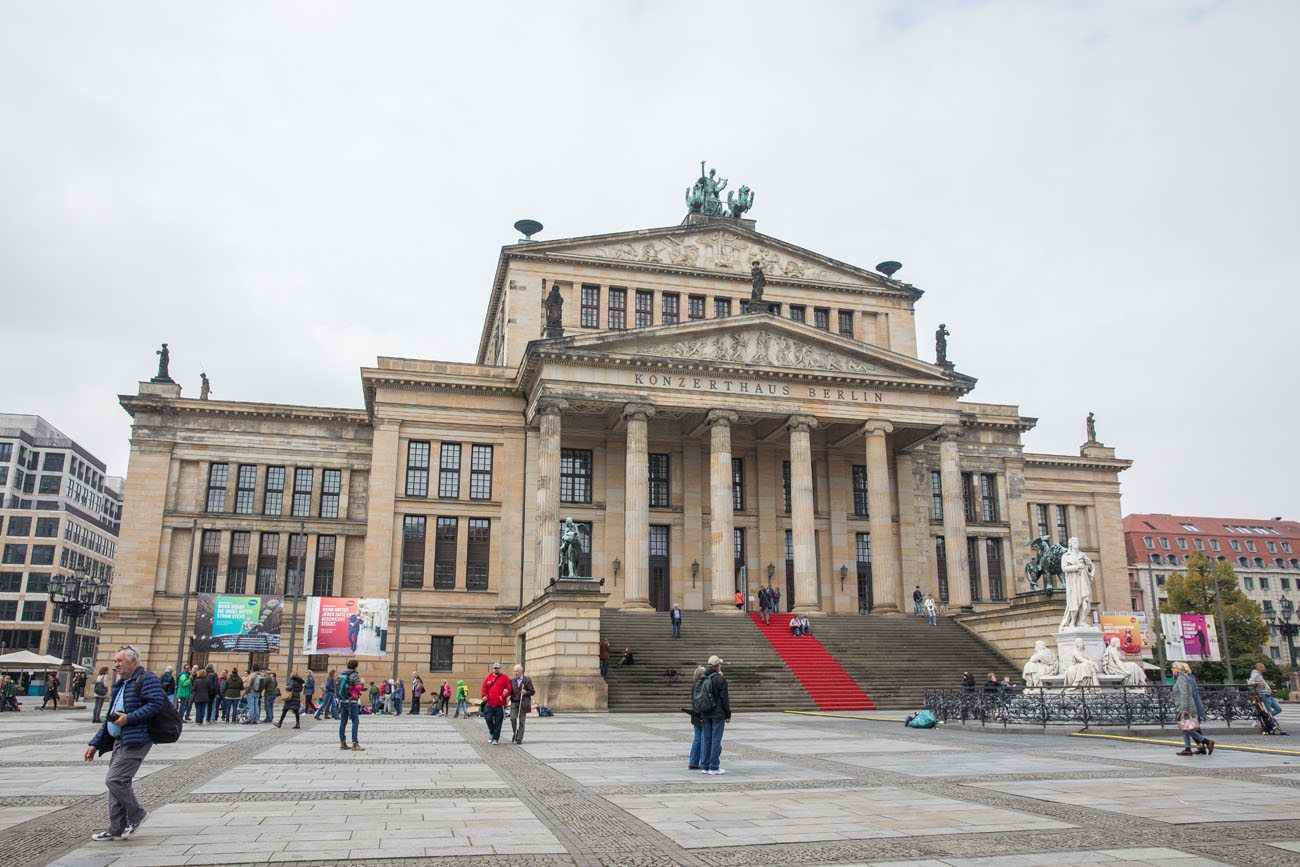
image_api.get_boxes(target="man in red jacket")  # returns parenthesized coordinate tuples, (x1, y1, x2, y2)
(480, 662, 512, 745)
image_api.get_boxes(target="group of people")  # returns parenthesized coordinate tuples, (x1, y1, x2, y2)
(479, 662, 535, 744)
(912, 586, 939, 625)
(788, 615, 813, 637)
(686, 655, 732, 774)
(756, 585, 782, 623)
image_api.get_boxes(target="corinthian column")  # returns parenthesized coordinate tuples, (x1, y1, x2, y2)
(937, 425, 971, 609)
(623, 403, 654, 610)
(534, 399, 568, 594)
(708, 410, 740, 611)
(788, 415, 820, 613)
(864, 420, 901, 613)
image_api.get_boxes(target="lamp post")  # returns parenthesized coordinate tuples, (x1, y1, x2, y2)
(286, 523, 305, 682)
(1205, 557, 1234, 683)
(1275, 597, 1298, 670)
(611, 558, 620, 586)
(1146, 562, 1168, 681)
(690, 559, 698, 589)
(49, 565, 109, 708)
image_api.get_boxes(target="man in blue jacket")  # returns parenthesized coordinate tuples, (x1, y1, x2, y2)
(82, 645, 165, 841)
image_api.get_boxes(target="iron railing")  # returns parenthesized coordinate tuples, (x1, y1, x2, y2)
(922, 684, 1258, 729)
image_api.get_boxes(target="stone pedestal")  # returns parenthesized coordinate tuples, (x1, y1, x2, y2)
(1054, 626, 1106, 669)
(512, 578, 610, 712)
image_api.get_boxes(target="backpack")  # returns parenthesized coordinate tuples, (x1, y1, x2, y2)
(537, 705, 553, 717)
(337, 671, 356, 700)
(134, 675, 183, 744)
(905, 709, 937, 729)
(251, 673, 262, 692)
(692, 674, 717, 715)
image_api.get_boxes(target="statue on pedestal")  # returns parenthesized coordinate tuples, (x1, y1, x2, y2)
(1058, 537, 1095, 630)
(199, 372, 212, 401)
(1064, 638, 1100, 687)
(1102, 637, 1148, 685)
(1086, 411, 1098, 443)
(726, 186, 754, 219)
(1025, 535, 1066, 591)
(559, 517, 589, 579)
(544, 282, 564, 338)
(153, 342, 174, 382)
(1022, 640, 1059, 688)
(935, 323, 951, 366)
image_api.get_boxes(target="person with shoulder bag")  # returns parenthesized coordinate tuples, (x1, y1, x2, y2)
(92, 666, 111, 723)
(1172, 661, 1214, 756)
(275, 672, 304, 729)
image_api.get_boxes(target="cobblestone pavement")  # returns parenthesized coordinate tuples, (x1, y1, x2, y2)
(1, 705, 1299, 865)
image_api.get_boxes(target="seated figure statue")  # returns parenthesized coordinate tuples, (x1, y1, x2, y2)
(1064, 638, 1100, 687)
(1101, 637, 1148, 686)
(1022, 640, 1059, 688)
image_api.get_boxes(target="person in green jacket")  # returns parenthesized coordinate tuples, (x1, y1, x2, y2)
(454, 680, 469, 718)
(177, 669, 193, 721)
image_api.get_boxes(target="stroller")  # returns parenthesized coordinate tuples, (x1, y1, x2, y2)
(1254, 695, 1288, 736)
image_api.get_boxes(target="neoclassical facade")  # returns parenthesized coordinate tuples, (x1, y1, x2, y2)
(100, 208, 1131, 704)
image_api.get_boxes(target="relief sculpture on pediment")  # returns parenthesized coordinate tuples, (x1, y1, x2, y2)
(646, 330, 886, 375)
(570, 232, 845, 283)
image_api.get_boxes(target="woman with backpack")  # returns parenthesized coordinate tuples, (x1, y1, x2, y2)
(686, 666, 708, 770)
(316, 670, 337, 720)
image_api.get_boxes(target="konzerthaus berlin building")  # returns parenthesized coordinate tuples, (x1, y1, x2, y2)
(101, 190, 1132, 708)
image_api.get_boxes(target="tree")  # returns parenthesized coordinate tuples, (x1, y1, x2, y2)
(1159, 552, 1271, 684)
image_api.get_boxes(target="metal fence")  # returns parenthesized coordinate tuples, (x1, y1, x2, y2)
(922, 684, 1259, 729)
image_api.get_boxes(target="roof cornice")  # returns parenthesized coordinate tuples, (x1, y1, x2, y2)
(120, 395, 369, 425)
(1024, 452, 1133, 472)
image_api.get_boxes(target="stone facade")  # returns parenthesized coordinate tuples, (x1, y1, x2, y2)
(99, 211, 1131, 709)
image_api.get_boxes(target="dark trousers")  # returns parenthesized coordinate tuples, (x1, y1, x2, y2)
(105, 742, 152, 834)
(278, 702, 301, 726)
(410, 697, 421, 714)
(510, 702, 526, 742)
(484, 704, 505, 741)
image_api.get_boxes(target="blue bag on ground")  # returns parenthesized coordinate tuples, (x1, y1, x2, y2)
(905, 709, 937, 729)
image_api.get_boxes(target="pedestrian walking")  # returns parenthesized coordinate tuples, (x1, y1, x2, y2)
(694, 655, 731, 775)
(223, 668, 243, 723)
(74, 670, 87, 701)
(771, 586, 781, 613)
(670, 605, 682, 639)
(274, 673, 304, 728)
(480, 663, 512, 745)
(40, 671, 60, 709)
(316, 669, 337, 720)
(599, 638, 611, 678)
(191, 665, 211, 726)
(159, 666, 176, 702)
(1172, 661, 1214, 756)
(734, 590, 744, 611)
(303, 670, 316, 715)
(509, 664, 535, 744)
(454, 679, 468, 717)
(686, 665, 708, 769)
(912, 586, 924, 615)
(176, 667, 193, 720)
(410, 674, 424, 715)
(83, 646, 166, 841)
(924, 593, 938, 626)
(337, 659, 365, 751)
(92, 666, 111, 723)
(1248, 663, 1284, 718)
(260, 669, 277, 723)
(757, 586, 770, 625)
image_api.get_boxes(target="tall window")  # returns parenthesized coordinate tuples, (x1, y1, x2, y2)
(961, 473, 976, 522)
(470, 445, 493, 500)
(226, 531, 250, 594)
(731, 458, 745, 511)
(852, 465, 869, 517)
(782, 461, 791, 513)
(838, 310, 854, 338)
(263, 466, 285, 516)
(608, 287, 627, 330)
(291, 468, 313, 517)
(466, 518, 490, 591)
(256, 533, 279, 595)
(580, 284, 600, 327)
(936, 536, 949, 603)
(197, 530, 220, 594)
(313, 535, 336, 596)
(286, 533, 308, 596)
(438, 443, 461, 498)
(401, 516, 426, 589)
(648, 453, 670, 507)
(688, 295, 706, 320)
(714, 297, 732, 318)
(206, 463, 228, 513)
(21, 600, 45, 622)
(987, 538, 1005, 601)
(406, 441, 430, 497)
(662, 292, 680, 324)
(1055, 505, 1069, 544)
(429, 636, 454, 671)
(967, 537, 982, 602)
(789, 305, 806, 324)
(560, 449, 592, 504)
(930, 471, 943, 521)
(434, 517, 458, 589)
(1034, 504, 1050, 539)
(856, 533, 872, 564)
(979, 474, 999, 522)
(634, 290, 653, 327)
(235, 465, 256, 514)
(320, 469, 341, 518)
(813, 308, 830, 330)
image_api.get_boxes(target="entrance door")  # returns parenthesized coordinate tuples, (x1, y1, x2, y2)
(648, 524, 670, 612)
(733, 528, 746, 601)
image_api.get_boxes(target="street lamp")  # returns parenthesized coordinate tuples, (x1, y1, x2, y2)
(690, 559, 699, 588)
(1274, 597, 1298, 671)
(49, 565, 110, 708)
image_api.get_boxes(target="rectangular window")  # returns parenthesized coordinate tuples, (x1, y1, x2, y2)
(438, 443, 461, 499)
(1035, 504, 1050, 539)
(434, 517, 458, 590)
(235, 465, 257, 514)
(1056, 505, 1070, 544)
(662, 292, 680, 325)
(469, 445, 493, 501)
(980, 474, 999, 522)
(1160, 537, 1171, 549)
(714, 297, 732, 318)
(1246, 540, 1257, 552)
(405, 441, 430, 498)
(731, 458, 745, 512)
(1193, 538, 1204, 550)
(789, 305, 806, 323)
(986, 538, 1005, 601)
(429, 636, 454, 671)
(813, 308, 830, 330)
(688, 295, 706, 320)
(1210, 539, 1221, 551)
(635, 290, 653, 327)
(838, 310, 853, 338)
(206, 463, 228, 513)
(1266, 541, 1277, 553)
(1229, 540, 1240, 551)
(930, 471, 944, 521)
(194, 529, 221, 594)
(853, 465, 869, 517)
(320, 469, 341, 518)
(7, 516, 31, 537)
(856, 532, 872, 564)
(286, 533, 308, 596)
(0, 600, 15, 620)
(648, 453, 670, 508)
(1177, 537, 1188, 550)
(256, 533, 279, 595)
(782, 460, 791, 513)
(1260, 577, 1270, 591)
(0, 573, 19, 592)
(264, 467, 285, 516)
(21, 600, 46, 621)
(38, 475, 60, 494)
(967, 537, 982, 602)
(580, 284, 600, 328)
(936, 537, 949, 603)
(466, 518, 490, 591)
(560, 448, 592, 504)
(651, 524, 670, 558)
(1143, 536, 1154, 549)
(1243, 576, 1254, 590)
(30, 545, 54, 566)
(313, 535, 336, 596)
(608, 287, 627, 330)
(401, 516, 426, 589)
(0, 443, 10, 462)
(291, 468, 314, 517)
(27, 572, 49, 593)
(961, 473, 976, 522)
(226, 531, 250, 594)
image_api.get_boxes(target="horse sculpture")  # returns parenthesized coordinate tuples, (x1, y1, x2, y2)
(1025, 534, 1066, 591)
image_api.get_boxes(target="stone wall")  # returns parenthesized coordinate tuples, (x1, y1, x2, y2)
(512, 579, 609, 711)
(955, 594, 1066, 667)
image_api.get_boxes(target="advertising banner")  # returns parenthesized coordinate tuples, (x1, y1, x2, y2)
(192, 594, 283, 654)
(1096, 610, 1152, 659)
(302, 597, 390, 656)
(1160, 613, 1221, 662)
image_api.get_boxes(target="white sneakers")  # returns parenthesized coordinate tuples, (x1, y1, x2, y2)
(700, 768, 726, 775)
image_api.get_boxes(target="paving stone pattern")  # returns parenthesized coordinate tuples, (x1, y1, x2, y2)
(0, 706, 1298, 865)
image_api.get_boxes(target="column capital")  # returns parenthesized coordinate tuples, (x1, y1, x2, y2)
(535, 397, 570, 417)
(623, 402, 656, 423)
(863, 419, 894, 436)
(933, 423, 964, 443)
(706, 409, 739, 427)
(787, 415, 819, 433)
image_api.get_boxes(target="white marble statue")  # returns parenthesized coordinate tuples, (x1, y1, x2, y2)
(1102, 636, 1148, 685)
(1064, 638, 1100, 687)
(1022, 640, 1060, 687)
(1058, 536, 1095, 630)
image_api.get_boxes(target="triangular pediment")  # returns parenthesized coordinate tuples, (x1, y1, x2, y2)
(508, 222, 912, 294)
(535, 315, 969, 388)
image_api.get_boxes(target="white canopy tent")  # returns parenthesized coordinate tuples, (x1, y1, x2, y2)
(0, 650, 89, 671)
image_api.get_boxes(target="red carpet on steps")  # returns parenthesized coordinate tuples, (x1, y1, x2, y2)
(749, 613, 876, 710)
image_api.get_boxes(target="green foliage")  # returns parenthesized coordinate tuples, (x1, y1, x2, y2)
(1159, 552, 1271, 684)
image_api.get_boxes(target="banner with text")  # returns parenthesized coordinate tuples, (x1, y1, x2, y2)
(193, 594, 284, 654)
(302, 596, 390, 656)
(1096, 610, 1153, 659)
(1160, 613, 1221, 662)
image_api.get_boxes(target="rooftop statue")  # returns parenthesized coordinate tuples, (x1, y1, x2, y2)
(153, 342, 174, 383)
(1086, 411, 1097, 443)
(685, 161, 743, 217)
(750, 260, 766, 301)
(544, 282, 564, 338)
(935, 323, 951, 366)
(727, 185, 754, 218)
(199, 372, 212, 400)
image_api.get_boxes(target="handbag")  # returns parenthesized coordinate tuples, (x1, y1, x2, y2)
(94, 681, 108, 697)
(1179, 712, 1200, 732)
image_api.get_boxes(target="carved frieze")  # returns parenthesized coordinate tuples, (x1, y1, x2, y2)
(566, 230, 845, 283)
(642, 330, 890, 376)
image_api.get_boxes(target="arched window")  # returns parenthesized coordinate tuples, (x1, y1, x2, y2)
(1291, 558, 1299, 569)
(1254, 557, 1265, 568)
(1238, 556, 1249, 567)
(1149, 553, 1161, 564)
(1277, 558, 1287, 569)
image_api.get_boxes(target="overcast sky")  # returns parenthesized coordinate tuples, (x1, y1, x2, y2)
(2, 2, 1296, 519)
